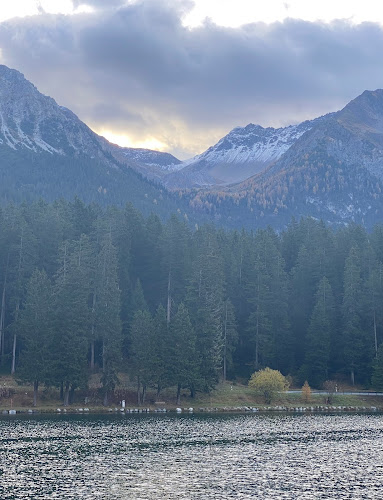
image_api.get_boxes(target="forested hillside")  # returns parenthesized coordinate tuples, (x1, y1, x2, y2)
(1, 200, 383, 406)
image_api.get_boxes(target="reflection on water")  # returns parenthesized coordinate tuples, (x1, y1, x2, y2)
(0, 413, 383, 499)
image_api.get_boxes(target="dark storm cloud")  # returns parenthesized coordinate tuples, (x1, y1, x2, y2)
(1, 1, 383, 157)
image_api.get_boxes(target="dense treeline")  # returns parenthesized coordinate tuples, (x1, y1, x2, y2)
(1, 198, 383, 405)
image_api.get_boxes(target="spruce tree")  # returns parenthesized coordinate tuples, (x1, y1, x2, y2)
(17, 269, 53, 406)
(168, 303, 198, 404)
(51, 237, 92, 405)
(303, 277, 335, 387)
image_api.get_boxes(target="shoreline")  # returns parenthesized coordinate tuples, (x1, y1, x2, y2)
(2, 404, 383, 415)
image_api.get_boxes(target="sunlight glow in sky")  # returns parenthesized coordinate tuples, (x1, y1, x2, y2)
(1, 1, 383, 156)
(98, 130, 168, 152)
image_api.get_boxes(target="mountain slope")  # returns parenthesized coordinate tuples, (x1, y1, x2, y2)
(2, 63, 383, 230)
(0, 65, 181, 179)
(0, 65, 189, 218)
(165, 115, 331, 188)
(181, 90, 383, 229)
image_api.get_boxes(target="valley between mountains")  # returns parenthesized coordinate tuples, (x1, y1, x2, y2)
(1, 64, 383, 229)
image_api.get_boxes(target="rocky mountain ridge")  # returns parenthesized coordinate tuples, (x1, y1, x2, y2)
(2, 63, 383, 229)
(0, 65, 179, 177)
(165, 116, 331, 188)
(183, 89, 383, 228)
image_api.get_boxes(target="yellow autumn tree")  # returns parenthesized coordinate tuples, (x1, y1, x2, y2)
(248, 367, 289, 404)
(301, 380, 311, 403)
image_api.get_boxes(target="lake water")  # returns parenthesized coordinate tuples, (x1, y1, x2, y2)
(1, 413, 383, 499)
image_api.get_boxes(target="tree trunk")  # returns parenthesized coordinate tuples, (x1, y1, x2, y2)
(0, 281, 6, 363)
(223, 301, 228, 381)
(60, 381, 64, 401)
(33, 380, 39, 407)
(374, 310, 378, 358)
(103, 390, 109, 407)
(90, 340, 95, 371)
(156, 384, 161, 400)
(11, 333, 17, 374)
(255, 305, 259, 369)
(176, 383, 181, 405)
(137, 377, 141, 406)
(63, 382, 70, 406)
(90, 291, 96, 370)
(102, 341, 105, 372)
(0, 253, 9, 365)
(167, 270, 171, 325)
(69, 386, 75, 405)
(351, 369, 355, 386)
(142, 384, 147, 404)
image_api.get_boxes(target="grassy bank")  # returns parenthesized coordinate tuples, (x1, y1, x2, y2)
(1, 376, 383, 413)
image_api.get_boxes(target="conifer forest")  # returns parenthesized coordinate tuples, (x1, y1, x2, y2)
(1, 198, 383, 406)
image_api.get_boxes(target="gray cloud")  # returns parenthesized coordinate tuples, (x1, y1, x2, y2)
(1, 2, 383, 158)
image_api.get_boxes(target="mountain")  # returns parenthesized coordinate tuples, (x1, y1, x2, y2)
(0, 64, 182, 175)
(2, 63, 383, 230)
(99, 139, 182, 182)
(165, 117, 331, 188)
(182, 89, 383, 229)
(0, 65, 190, 218)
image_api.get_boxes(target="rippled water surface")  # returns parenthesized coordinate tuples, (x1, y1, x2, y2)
(1, 413, 383, 499)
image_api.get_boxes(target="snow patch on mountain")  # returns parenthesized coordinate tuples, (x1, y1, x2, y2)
(182, 121, 316, 169)
(0, 65, 183, 178)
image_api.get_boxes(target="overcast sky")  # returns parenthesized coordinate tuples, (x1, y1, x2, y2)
(1, 1, 383, 159)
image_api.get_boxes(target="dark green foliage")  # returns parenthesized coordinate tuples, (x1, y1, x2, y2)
(187, 226, 225, 392)
(17, 269, 53, 405)
(1, 199, 383, 402)
(130, 309, 155, 404)
(168, 303, 198, 403)
(303, 277, 335, 387)
(372, 344, 383, 390)
(51, 238, 91, 405)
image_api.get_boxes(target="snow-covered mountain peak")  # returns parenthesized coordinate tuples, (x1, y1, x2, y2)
(0, 65, 182, 178)
(180, 118, 326, 175)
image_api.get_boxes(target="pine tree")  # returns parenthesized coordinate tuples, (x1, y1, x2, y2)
(162, 214, 192, 323)
(17, 269, 53, 406)
(51, 237, 92, 405)
(222, 299, 238, 381)
(245, 230, 291, 371)
(151, 304, 170, 399)
(168, 303, 198, 404)
(187, 226, 225, 393)
(342, 247, 370, 385)
(97, 232, 122, 406)
(372, 344, 383, 390)
(303, 277, 335, 387)
(130, 309, 154, 405)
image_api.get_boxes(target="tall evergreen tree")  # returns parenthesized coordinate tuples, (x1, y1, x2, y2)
(17, 269, 53, 406)
(187, 226, 225, 393)
(130, 308, 154, 405)
(97, 232, 122, 405)
(168, 303, 198, 404)
(342, 246, 371, 385)
(303, 277, 335, 387)
(51, 237, 92, 405)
